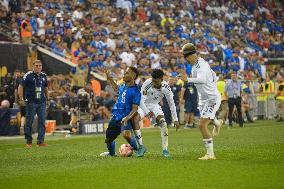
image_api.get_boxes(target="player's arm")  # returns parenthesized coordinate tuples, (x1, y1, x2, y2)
(122, 89, 141, 126)
(179, 71, 206, 84)
(105, 70, 118, 93)
(140, 81, 152, 116)
(179, 86, 185, 105)
(164, 87, 178, 122)
(122, 104, 139, 126)
(18, 75, 27, 106)
(163, 85, 179, 130)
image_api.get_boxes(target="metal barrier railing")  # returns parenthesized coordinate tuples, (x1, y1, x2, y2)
(251, 93, 277, 119)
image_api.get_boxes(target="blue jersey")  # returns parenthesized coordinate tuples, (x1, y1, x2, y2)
(111, 83, 141, 120)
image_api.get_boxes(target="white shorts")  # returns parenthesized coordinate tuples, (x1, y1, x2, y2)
(199, 95, 221, 119)
(138, 104, 164, 119)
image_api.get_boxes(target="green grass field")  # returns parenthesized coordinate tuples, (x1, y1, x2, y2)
(0, 120, 283, 189)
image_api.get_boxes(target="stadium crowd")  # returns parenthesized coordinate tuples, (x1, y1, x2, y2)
(0, 0, 283, 132)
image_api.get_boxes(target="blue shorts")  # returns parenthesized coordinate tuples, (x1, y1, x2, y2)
(184, 102, 198, 113)
(105, 117, 132, 140)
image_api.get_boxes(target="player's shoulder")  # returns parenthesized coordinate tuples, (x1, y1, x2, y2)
(142, 78, 152, 90)
(197, 57, 210, 70)
(143, 78, 152, 85)
(132, 85, 141, 93)
(162, 81, 171, 92)
(23, 71, 33, 80)
(118, 82, 126, 90)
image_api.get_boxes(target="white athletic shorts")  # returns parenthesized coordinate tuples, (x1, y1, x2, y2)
(199, 94, 221, 119)
(138, 104, 164, 119)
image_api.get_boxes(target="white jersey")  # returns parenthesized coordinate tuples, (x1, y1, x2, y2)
(188, 57, 220, 102)
(140, 78, 178, 122)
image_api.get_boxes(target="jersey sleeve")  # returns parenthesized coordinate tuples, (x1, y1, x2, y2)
(43, 73, 48, 88)
(163, 84, 178, 122)
(20, 72, 30, 87)
(187, 66, 207, 83)
(140, 80, 151, 115)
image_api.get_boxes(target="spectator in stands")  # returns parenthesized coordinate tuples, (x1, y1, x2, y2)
(20, 11, 32, 44)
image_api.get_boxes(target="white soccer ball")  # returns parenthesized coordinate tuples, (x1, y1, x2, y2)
(119, 144, 133, 157)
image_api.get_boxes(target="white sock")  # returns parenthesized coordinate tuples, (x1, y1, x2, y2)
(203, 138, 214, 156)
(134, 129, 143, 146)
(160, 121, 168, 151)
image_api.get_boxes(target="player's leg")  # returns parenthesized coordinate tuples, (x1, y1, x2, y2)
(100, 118, 121, 156)
(198, 100, 220, 160)
(155, 112, 170, 157)
(132, 108, 144, 147)
(198, 117, 215, 160)
(188, 113, 195, 127)
(218, 100, 228, 122)
(212, 96, 223, 136)
(184, 102, 190, 128)
(122, 119, 139, 153)
(187, 102, 195, 128)
(184, 112, 190, 128)
(131, 111, 147, 157)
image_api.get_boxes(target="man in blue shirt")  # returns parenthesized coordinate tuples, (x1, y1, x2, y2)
(225, 72, 243, 127)
(18, 60, 48, 147)
(100, 67, 143, 157)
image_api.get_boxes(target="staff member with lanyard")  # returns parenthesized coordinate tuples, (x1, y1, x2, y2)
(225, 72, 243, 127)
(18, 60, 49, 147)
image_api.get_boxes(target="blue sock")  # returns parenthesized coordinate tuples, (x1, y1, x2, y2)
(107, 141, 115, 156)
(127, 136, 138, 151)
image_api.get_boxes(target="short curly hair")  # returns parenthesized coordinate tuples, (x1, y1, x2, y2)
(151, 69, 164, 79)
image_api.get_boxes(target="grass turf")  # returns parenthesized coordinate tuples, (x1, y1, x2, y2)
(0, 120, 283, 189)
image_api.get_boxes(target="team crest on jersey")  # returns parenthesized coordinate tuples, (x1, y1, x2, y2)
(143, 90, 147, 95)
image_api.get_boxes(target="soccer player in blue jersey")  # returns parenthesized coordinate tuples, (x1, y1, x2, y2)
(100, 67, 143, 157)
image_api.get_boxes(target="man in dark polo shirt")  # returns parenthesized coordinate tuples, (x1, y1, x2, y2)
(18, 60, 49, 147)
(180, 80, 199, 128)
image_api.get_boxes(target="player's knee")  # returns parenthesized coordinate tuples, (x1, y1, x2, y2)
(132, 113, 141, 130)
(122, 130, 131, 140)
(105, 138, 113, 144)
(156, 116, 165, 124)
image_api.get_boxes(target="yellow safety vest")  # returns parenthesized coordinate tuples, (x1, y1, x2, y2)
(264, 80, 275, 98)
(257, 83, 267, 101)
(217, 80, 227, 101)
(276, 82, 284, 101)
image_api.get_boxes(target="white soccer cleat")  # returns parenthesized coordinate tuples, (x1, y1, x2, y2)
(198, 154, 216, 160)
(213, 119, 223, 137)
(100, 152, 110, 157)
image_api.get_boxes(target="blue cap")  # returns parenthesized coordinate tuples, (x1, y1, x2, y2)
(93, 31, 99, 36)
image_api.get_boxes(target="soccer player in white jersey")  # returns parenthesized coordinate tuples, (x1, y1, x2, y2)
(138, 69, 179, 158)
(180, 43, 223, 160)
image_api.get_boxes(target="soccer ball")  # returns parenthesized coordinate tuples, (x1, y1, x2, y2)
(119, 144, 133, 157)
